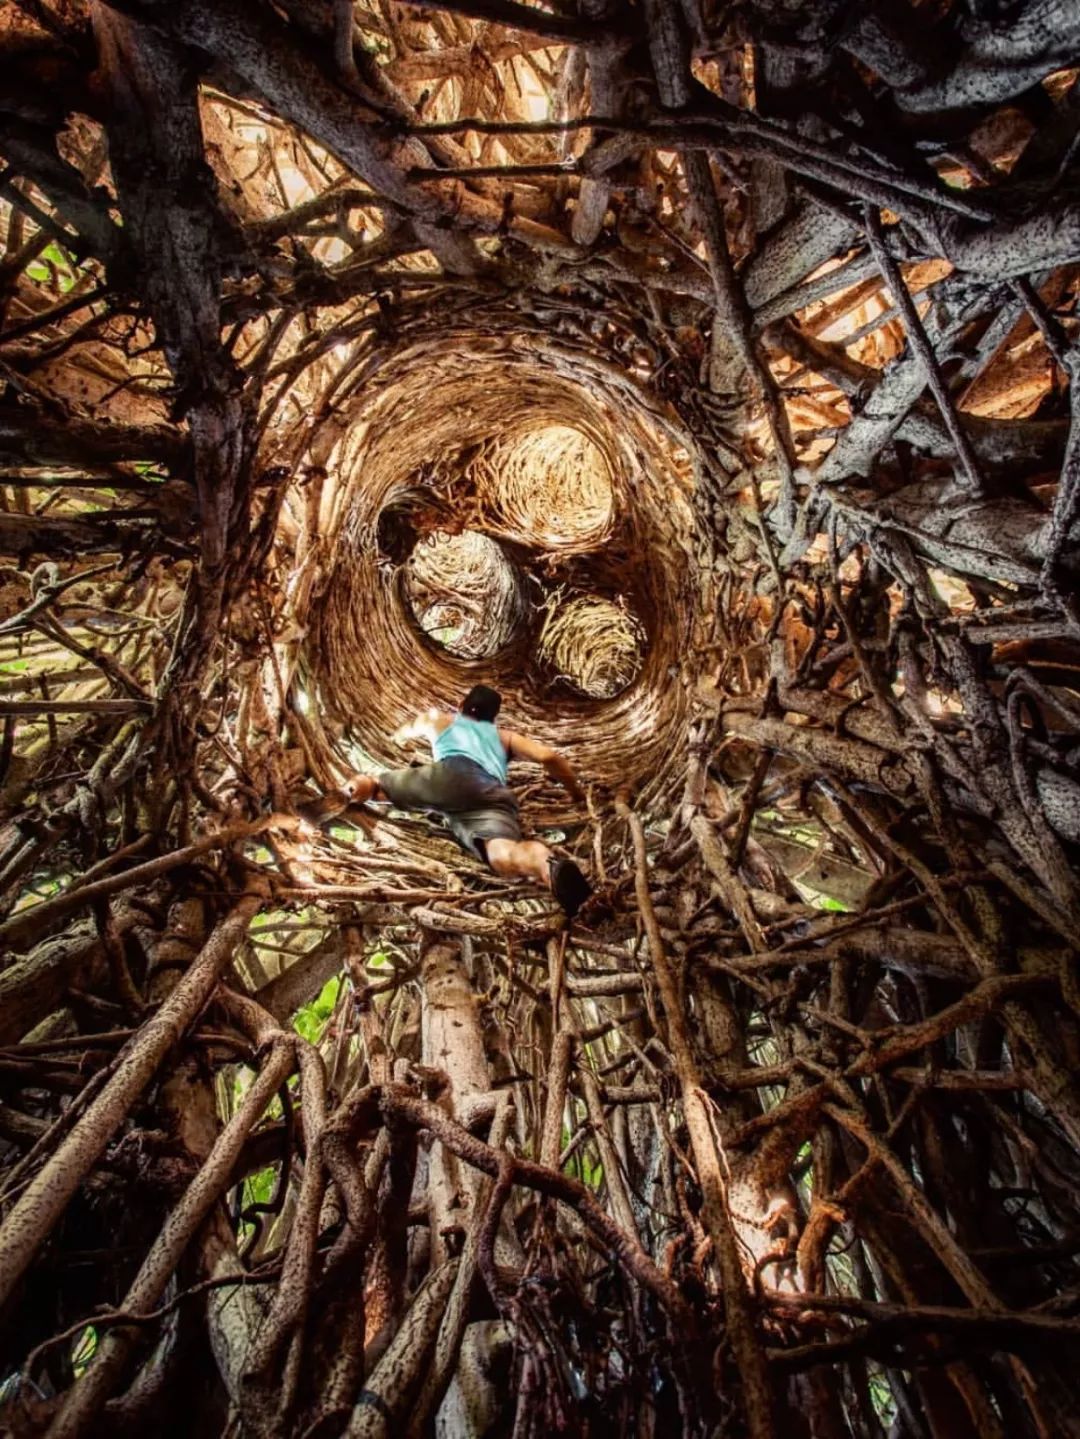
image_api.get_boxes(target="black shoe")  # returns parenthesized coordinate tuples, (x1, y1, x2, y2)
(550, 858, 592, 918)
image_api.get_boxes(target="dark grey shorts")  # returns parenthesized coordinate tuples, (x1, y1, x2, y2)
(377, 755, 522, 863)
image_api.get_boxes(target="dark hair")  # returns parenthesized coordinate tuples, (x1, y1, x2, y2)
(461, 684, 501, 722)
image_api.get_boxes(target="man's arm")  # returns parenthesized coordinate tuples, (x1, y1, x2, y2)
(391, 707, 452, 748)
(503, 730, 586, 804)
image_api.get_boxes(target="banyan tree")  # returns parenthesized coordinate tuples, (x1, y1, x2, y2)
(1, 0, 1080, 1434)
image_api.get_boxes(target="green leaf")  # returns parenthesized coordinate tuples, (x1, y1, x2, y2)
(866, 1366, 898, 1425)
(314, 974, 340, 1017)
(237, 1164, 277, 1243)
(244, 1164, 276, 1209)
(26, 241, 79, 293)
(293, 974, 341, 1044)
(72, 1325, 97, 1379)
(580, 1147, 604, 1191)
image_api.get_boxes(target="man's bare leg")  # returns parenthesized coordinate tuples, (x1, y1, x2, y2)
(341, 785, 587, 910)
(485, 837, 553, 887)
(341, 780, 543, 875)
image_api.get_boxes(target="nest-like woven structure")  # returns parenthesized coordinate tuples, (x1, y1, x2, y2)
(300, 334, 698, 812)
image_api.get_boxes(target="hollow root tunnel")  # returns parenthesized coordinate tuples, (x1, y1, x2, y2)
(0, 3, 1080, 1437)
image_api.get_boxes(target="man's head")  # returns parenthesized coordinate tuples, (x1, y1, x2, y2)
(461, 684, 501, 723)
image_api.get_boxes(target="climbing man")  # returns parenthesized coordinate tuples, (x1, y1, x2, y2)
(343, 684, 593, 916)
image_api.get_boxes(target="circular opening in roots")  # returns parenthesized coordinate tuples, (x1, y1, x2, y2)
(404, 529, 522, 659)
(493, 425, 614, 547)
(538, 595, 646, 699)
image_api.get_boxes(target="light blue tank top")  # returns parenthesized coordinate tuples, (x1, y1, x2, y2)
(433, 714, 509, 784)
